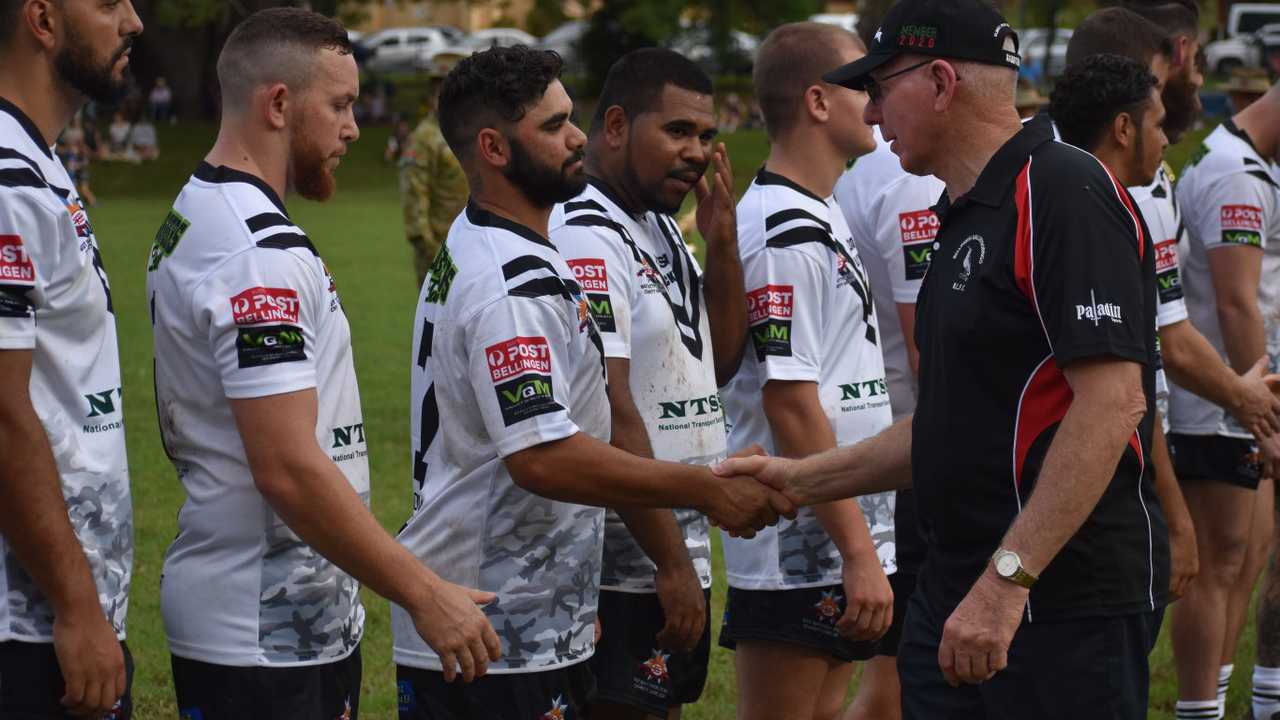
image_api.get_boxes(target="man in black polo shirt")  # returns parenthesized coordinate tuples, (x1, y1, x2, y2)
(716, 0, 1167, 716)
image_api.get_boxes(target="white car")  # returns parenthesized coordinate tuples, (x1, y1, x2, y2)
(1204, 34, 1263, 74)
(537, 21, 588, 68)
(809, 13, 859, 33)
(359, 27, 452, 73)
(463, 28, 537, 50)
(1018, 28, 1073, 78)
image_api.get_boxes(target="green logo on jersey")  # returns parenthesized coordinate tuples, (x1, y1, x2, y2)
(839, 379, 887, 401)
(658, 393, 722, 419)
(1223, 230, 1262, 248)
(424, 245, 458, 304)
(85, 387, 123, 417)
(148, 208, 190, 271)
(332, 423, 366, 448)
(1184, 143, 1209, 171)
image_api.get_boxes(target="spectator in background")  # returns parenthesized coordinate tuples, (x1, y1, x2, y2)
(1224, 67, 1271, 113)
(107, 111, 131, 158)
(57, 114, 97, 206)
(1014, 77, 1048, 119)
(148, 76, 173, 124)
(128, 117, 159, 161)
(385, 118, 410, 163)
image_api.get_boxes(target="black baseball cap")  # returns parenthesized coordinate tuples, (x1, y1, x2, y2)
(824, 0, 1021, 90)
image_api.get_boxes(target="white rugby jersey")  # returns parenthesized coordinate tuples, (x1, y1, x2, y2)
(721, 169, 895, 590)
(1170, 121, 1280, 438)
(0, 98, 131, 643)
(394, 203, 610, 674)
(148, 162, 368, 667)
(549, 180, 721, 593)
(834, 128, 945, 421)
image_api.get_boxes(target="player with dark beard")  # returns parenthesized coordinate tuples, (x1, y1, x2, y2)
(1121, 0, 1204, 145)
(0, 1, 141, 717)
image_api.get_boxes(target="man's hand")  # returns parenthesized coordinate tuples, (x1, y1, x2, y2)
(937, 569, 1027, 686)
(694, 143, 736, 249)
(54, 608, 125, 717)
(407, 579, 502, 683)
(1261, 432, 1280, 481)
(1168, 512, 1199, 600)
(705, 473, 794, 538)
(1233, 357, 1280, 439)
(713, 454, 808, 508)
(836, 550, 893, 642)
(654, 562, 706, 651)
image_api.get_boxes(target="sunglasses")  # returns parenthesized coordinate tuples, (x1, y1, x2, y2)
(864, 59, 936, 104)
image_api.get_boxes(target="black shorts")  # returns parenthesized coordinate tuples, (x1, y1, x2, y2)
(396, 660, 595, 720)
(876, 571, 917, 658)
(0, 639, 133, 719)
(171, 644, 361, 720)
(898, 591, 1164, 720)
(719, 584, 880, 663)
(1168, 433, 1262, 489)
(589, 588, 712, 715)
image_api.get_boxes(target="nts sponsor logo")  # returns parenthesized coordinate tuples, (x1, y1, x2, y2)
(640, 650, 671, 683)
(746, 284, 794, 323)
(899, 209, 939, 244)
(1155, 240, 1179, 272)
(230, 287, 300, 325)
(486, 336, 552, 383)
(567, 258, 609, 293)
(0, 235, 34, 283)
(1075, 290, 1123, 326)
(1221, 205, 1263, 232)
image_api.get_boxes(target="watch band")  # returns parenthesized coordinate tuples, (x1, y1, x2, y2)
(992, 549, 1038, 589)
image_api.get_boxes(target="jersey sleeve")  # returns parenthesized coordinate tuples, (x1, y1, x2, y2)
(1023, 161, 1150, 368)
(876, 179, 942, 304)
(0, 194, 57, 349)
(192, 248, 321, 399)
(746, 245, 827, 384)
(464, 295, 582, 457)
(1191, 174, 1275, 253)
(554, 224, 636, 359)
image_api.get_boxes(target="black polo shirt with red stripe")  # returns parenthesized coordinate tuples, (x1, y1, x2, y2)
(911, 114, 1167, 622)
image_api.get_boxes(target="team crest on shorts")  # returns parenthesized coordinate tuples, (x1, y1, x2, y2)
(640, 649, 671, 683)
(814, 589, 843, 623)
(540, 694, 569, 720)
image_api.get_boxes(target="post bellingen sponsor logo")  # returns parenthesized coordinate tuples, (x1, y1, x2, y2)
(486, 335, 563, 426)
(1076, 290, 1123, 326)
(900, 209, 939, 280)
(566, 257, 615, 332)
(0, 235, 34, 283)
(747, 284, 794, 360)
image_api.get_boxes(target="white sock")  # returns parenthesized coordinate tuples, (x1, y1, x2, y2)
(1176, 699, 1221, 720)
(1254, 665, 1280, 720)
(1221, 663, 1234, 716)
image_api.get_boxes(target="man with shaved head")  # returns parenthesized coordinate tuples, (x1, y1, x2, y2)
(146, 9, 500, 718)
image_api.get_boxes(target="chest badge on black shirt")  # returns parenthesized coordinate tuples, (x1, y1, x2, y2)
(951, 234, 987, 293)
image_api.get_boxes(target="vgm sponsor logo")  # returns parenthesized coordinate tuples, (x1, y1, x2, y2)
(566, 258, 609, 293)
(0, 235, 34, 283)
(230, 286, 300, 325)
(1221, 204, 1263, 232)
(486, 336, 552, 383)
(235, 324, 305, 368)
(746, 284, 794, 324)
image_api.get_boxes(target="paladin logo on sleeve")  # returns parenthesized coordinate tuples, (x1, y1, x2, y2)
(230, 287, 301, 326)
(1076, 290, 1123, 326)
(486, 335, 563, 426)
(1221, 205, 1264, 247)
(0, 235, 34, 283)
(746, 284, 794, 361)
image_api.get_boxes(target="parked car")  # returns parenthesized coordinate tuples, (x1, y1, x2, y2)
(1204, 34, 1263, 74)
(537, 20, 588, 69)
(359, 27, 452, 73)
(462, 28, 537, 50)
(1018, 28, 1073, 79)
(667, 26, 760, 74)
(1227, 3, 1280, 38)
(809, 13, 859, 33)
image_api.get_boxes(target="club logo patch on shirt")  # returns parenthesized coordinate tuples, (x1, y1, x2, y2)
(65, 203, 93, 242)
(900, 209, 939, 280)
(567, 258, 615, 332)
(230, 287, 300, 326)
(747, 284, 794, 361)
(1154, 239, 1183, 304)
(0, 235, 35, 284)
(1221, 204, 1264, 247)
(486, 336, 563, 426)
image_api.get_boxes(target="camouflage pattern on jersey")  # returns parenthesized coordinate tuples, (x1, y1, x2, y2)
(774, 491, 897, 581)
(477, 485, 604, 670)
(257, 493, 367, 663)
(859, 490, 897, 574)
(4, 467, 133, 639)
(399, 115, 468, 287)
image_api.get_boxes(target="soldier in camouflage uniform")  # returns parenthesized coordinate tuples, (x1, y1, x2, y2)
(400, 53, 469, 289)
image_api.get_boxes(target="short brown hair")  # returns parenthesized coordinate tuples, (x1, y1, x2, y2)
(217, 7, 352, 111)
(1066, 7, 1171, 69)
(753, 22, 864, 139)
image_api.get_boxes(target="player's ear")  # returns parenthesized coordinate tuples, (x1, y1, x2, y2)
(805, 84, 830, 124)
(476, 127, 509, 169)
(24, 0, 58, 52)
(1113, 111, 1134, 150)
(603, 105, 628, 149)
(263, 83, 289, 131)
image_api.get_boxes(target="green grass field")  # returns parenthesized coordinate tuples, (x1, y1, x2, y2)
(83, 119, 1242, 719)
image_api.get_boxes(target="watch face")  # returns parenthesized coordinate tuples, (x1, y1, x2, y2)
(995, 552, 1019, 576)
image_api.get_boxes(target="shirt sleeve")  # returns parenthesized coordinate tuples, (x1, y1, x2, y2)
(554, 223, 636, 359)
(464, 295, 582, 457)
(192, 247, 321, 399)
(1024, 159, 1150, 368)
(1192, 174, 1275, 253)
(746, 245, 827, 384)
(1132, 192, 1189, 328)
(876, 178, 943, 304)
(0, 194, 57, 349)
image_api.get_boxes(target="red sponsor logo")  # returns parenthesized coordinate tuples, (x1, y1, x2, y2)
(1155, 240, 1179, 272)
(566, 258, 608, 293)
(746, 284, 794, 324)
(1221, 205, 1263, 232)
(230, 287, 300, 325)
(899, 209, 939, 244)
(486, 336, 551, 383)
(65, 203, 91, 240)
(0, 235, 34, 283)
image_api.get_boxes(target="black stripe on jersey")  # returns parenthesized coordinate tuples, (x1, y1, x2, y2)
(563, 198, 607, 214)
(466, 202, 555, 250)
(1245, 169, 1279, 188)
(765, 208, 832, 234)
(0, 147, 48, 182)
(502, 255, 560, 282)
(194, 162, 288, 215)
(256, 232, 320, 256)
(766, 225, 878, 345)
(766, 224, 835, 250)
(416, 319, 433, 368)
(0, 98, 52, 159)
(755, 168, 826, 203)
(245, 212, 294, 233)
(508, 275, 573, 301)
(0, 167, 46, 189)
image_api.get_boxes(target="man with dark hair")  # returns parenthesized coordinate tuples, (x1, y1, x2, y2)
(0, 1, 141, 718)
(721, 21, 896, 720)
(393, 44, 791, 720)
(1121, 0, 1204, 145)
(721, 0, 1169, 716)
(1064, 6, 1173, 71)
(550, 47, 743, 720)
(148, 9, 502, 719)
